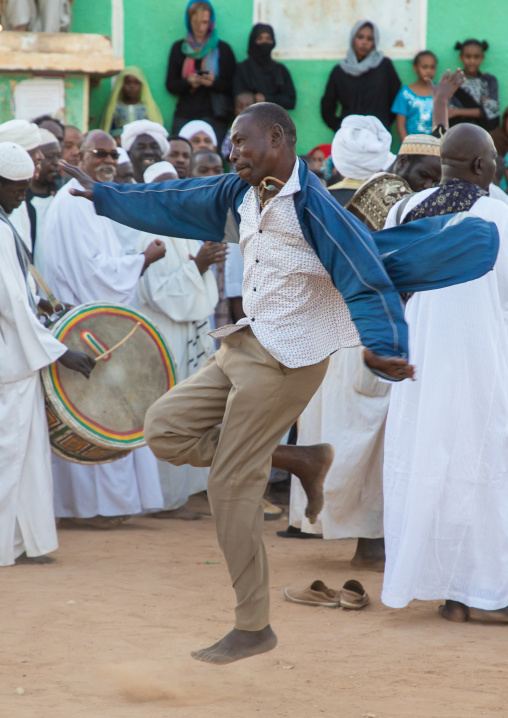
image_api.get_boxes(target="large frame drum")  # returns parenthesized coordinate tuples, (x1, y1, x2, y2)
(41, 303, 177, 464)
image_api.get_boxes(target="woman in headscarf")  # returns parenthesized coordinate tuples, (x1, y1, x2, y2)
(233, 24, 296, 110)
(166, 0, 236, 148)
(321, 20, 401, 132)
(101, 67, 163, 140)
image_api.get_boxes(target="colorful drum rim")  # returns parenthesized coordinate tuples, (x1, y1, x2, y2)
(41, 302, 177, 451)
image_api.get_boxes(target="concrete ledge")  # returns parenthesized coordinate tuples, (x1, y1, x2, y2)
(0, 32, 123, 76)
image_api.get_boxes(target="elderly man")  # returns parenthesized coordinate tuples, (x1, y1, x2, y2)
(382, 124, 508, 624)
(121, 120, 170, 183)
(0, 141, 94, 566)
(167, 136, 192, 179)
(44, 129, 166, 529)
(64, 103, 499, 664)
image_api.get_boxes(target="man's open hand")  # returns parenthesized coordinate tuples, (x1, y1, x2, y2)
(364, 348, 415, 381)
(60, 160, 95, 200)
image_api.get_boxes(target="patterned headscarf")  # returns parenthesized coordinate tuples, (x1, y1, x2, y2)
(181, 0, 220, 77)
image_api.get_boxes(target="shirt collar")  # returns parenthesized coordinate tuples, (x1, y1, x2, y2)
(254, 158, 301, 201)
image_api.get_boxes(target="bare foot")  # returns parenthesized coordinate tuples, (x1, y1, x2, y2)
(351, 538, 385, 572)
(149, 506, 202, 521)
(191, 626, 277, 665)
(439, 600, 470, 623)
(272, 444, 334, 524)
(15, 553, 56, 565)
(68, 515, 129, 530)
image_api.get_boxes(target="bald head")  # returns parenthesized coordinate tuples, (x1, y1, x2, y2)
(79, 130, 118, 183)
(441, 124, 497, 190)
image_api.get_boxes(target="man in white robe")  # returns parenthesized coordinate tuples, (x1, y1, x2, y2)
(136, 162, 224, 519)
(382, 124, 508, 622)
(44, 130, 166, 528)
(0, 141, 94, 565)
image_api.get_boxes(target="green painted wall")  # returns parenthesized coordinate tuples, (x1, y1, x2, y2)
(72, 0, 508, 152)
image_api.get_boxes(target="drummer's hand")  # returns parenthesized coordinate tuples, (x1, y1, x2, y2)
(58, 350, 96, 379)
(363, 348, 415, 381)
(60, 161, 95, 200)
(141, 239, 166, 274)
(38, 298, 54, 315)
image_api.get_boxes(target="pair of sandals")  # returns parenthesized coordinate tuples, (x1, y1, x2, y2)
(284, 579, 370, 609)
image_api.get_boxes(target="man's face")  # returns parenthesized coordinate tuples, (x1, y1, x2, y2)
(79, 135, 118, 183)
(39, 119, 64, 143)
(115, 161, 136, 183)
(189, 131, 216, 152)
(167, 140, 192, 178)
(230, 115, 273, 186)
(128, 134, 162, 180)
(0, 178, 31, 214)
(37, 142, 61, 188)
(191, 152, 223, 177)
(62, 127, 82, 166)
(397, 154, 442, 192)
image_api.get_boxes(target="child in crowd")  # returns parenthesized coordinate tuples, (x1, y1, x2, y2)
(392, 51, 437, 140)
(101, 66, 164, 139)
(449, 39, 499, 131)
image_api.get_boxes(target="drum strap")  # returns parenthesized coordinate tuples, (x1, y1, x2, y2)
(29, 265, 62, 311)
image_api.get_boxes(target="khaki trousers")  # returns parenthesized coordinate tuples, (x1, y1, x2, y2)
(144, 327, 329, 630)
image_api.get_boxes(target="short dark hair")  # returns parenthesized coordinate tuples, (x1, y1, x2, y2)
(455, 39, 489, 53)
(240, 102, 297, 147)
(413, 50, 438, 66)
(168, 135, 193, 151)
(190, 148, 222, 167)
(33, 115, 65, 133)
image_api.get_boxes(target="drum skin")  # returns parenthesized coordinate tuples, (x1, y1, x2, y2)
(41, 303, 177, 464)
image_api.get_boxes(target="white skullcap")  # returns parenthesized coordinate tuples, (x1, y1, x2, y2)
(0, 142, 35, 181)
(39, 128, 60, 146)
(0, 119, 41, 151)
(121, 120, 169, 156)
(116, 147, 131, 165)
(332, 115, 393, 181)
(179, 120, 218, 149)
(143, 161, 177, 183)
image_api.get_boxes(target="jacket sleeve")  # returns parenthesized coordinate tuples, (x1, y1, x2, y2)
(321, 67, 341, 132)
(212, 42, 236, 95)
(304, 179, 408, 361)
(93, 175, 241, 243)
(166, 41, 191, 96)
(265, 64, 297, 110)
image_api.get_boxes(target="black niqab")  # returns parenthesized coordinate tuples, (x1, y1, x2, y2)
(248, 24, 275, 67)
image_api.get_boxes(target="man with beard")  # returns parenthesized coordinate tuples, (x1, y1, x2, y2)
(167, 136, 193, 179)
(43, 129, 167, 529)
(121, 120, 170, 182)
(26, 128, 62, 275)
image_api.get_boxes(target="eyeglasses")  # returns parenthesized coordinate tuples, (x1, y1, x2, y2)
(82, 148, 120, 160)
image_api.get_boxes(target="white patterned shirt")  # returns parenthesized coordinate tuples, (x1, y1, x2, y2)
(210, 160, 360, 368)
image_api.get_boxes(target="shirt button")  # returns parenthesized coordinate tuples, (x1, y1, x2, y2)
(251, 317, 255, 321)
(259, 230, 263, 234)
(253, 287, 257, 291)
(255, 259, 259, 263)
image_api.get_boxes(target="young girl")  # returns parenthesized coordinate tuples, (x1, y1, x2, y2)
(101, 66, 164, 139)
(392, 51, 437, 140)
(449, 39, 499, 131)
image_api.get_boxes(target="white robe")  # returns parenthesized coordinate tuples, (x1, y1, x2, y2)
(31, 193, 55, 276)
(0, 217, 66, 565)
(43, 179, 163, 518)
(136, 233, 218, 509)
(289, 346, 389, 538)
(382, 191, 508, 610)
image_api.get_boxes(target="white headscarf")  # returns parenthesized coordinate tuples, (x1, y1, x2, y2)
(39, 128, 60, 146)
(0, 142, 35, 180)
(179, 120, 218, 149)
(332, 115, 394, 180)
(116, 147, 131, 165)
(143, 161, 177, 183)
(0, 119, 41, 151)
(340, 20, 384, 77)
(121, 120, 170, 156)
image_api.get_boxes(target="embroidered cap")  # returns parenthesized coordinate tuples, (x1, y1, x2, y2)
(0, 142, 35, 181)
(398, 134, 441, 157)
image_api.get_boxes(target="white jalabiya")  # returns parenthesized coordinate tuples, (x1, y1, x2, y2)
(382, 191, 508, 610)
(43, 179, 163, 518)
(31, 193, 55, 275)
(290, 346, 389, 538)
(0, 217, 66, 565)
(136, 233, 218, 509)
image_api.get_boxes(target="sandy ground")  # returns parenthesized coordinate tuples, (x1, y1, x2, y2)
(1, 492, 507, 718)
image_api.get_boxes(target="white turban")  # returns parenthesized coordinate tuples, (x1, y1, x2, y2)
(143, 161, 177, 183)
(332, 115, 394, 181)
(39, 128, 60, 146)
(179, 120, 217, 149)
(0, 142, 35, 181)
(121, 120, 169, 156)
(116, 147, 131, 165)
(0, 119, 41, 151)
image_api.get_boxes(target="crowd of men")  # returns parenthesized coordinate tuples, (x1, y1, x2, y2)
(2, 62, 508, 666)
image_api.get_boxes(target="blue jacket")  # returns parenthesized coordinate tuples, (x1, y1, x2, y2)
(93, 159, 499, 365)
